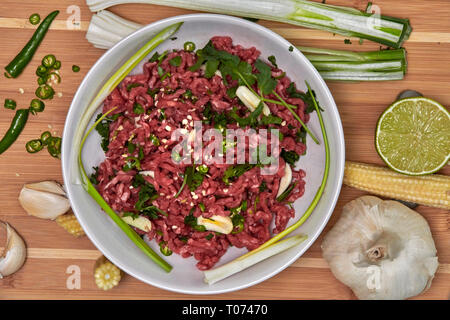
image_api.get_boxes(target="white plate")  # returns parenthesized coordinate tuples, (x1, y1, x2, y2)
(62, 14, 345, 294)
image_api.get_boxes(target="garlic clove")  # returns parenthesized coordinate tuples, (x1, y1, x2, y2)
(197, 215, 233, 234)
(321, 196, 439, 300)
(236, 86, 271, 116)
(0, 222, 27, 278)
(277, 164, 292, 198)
(18, 181, 71, 220)
(121, 215, 152, 232)
(24, 181, 66, 196)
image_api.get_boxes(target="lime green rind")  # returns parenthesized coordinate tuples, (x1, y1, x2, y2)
(79, 108, 172, 272)
(240, 81, 330, 259)
(375, 97, 450, 175)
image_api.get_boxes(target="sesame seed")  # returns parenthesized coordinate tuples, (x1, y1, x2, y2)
(187, 115, 192, 120)
(202, 190, 206, 196)
(182, 119, 188, 125)
(57, 92, 63, 98)
(165, 125, 171, 131)
(161, 139, 168, 143)
(192, 194, 199, 200)
(19, 88, 24, 94)
(223, 189, 228, 193)
(281, 121, 286, 126)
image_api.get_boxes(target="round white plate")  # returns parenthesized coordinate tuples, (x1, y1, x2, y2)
(62, 14, 345, 294)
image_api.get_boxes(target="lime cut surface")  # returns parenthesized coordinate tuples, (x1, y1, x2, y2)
(375, 97, 450, 175)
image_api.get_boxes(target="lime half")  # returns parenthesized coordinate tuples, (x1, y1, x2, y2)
(375, 97, 450, 175)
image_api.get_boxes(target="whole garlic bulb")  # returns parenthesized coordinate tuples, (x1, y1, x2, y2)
(321, 196, 439, 300)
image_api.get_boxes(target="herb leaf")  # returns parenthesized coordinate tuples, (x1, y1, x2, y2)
(280, 149, 300, 165)
(254, 59, 277, 95)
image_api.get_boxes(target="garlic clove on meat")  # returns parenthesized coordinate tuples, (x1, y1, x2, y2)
(277, 164, 292, 198)
(122, 215, 152, 232)
(18, 181, 71, 220)
(197, 215, 233, 234)
(321, 196, 439, 300)
(0, 221, 27, 278)
(139, 170, 155, 178)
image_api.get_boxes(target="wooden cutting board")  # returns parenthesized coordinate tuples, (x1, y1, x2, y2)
(0, 0, 448, 300)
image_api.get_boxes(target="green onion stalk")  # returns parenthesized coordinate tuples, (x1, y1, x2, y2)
(75, 22, 183, 272)
(86, 0, 411, 48)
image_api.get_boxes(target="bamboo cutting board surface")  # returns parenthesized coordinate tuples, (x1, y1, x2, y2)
(0, 0, 449, 300)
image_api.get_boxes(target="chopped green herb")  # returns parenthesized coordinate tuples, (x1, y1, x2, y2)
(276, 182, 297, 202)
(126, 83, 142, 91)
(268, 55, 278, 68)
(344, 39, 352, 44)
(280, 149, 300, 165)
(254, 59, 277, 95)
(198, 203, 206, 212)
(223, 164, 256, 184)
(169, 56, 182, 67)
(286, 82, 323, 114)
(133, 102, 145, 115)
(150, 134, 160, 146)
(184, 211, 206, 232)
(89, 166, 100, 185)
(289, 46, 294, 52)
(205, 233, 214, 240)
(259, 180, 267, 192)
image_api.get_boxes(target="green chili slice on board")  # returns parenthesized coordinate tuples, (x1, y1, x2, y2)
(42, 54, 56, 68)
(36, 65, 47, 77)
(48, 72, 61, 84)
(4, 10, 59, 78)
(0, 109, 29, 154)
(35, 84, 54, 99)
(37, 76, 47, 85)
(4, 99, 17, 110)
(72, 65, 80, 72)
(29, 13, 41, 25)
(40, 131, 52, 145)
(47, 136, 61, 158)
(29, 99, 45, 115)
(53, 60, 61, 70)
(25, 139, 44, 153)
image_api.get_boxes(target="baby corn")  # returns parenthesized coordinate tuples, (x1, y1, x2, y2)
(56, 212, 85, 237)
(344, 161, 450, 210)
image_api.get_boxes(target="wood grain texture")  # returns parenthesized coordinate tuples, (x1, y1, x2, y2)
(0, 0, 448, 300)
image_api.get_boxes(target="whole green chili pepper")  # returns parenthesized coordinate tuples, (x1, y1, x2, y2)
(4, 99, 17, 110)
(35, 84, 54, 99)
(4, 10, 59, 78)
(25, 139, 43, 153)
(29, 13, 41, 25)
(40, 131, 52, 145)
(29, 99, 45, 114)
(42, 54, 56, 68)
(0, 109, 29, 154)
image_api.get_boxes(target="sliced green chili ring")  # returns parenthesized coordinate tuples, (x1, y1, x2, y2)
(47, 136, 62, 158)
(53, 60, 61, 70)
(36, 65, 47, 77)
(29, 99, 45, 115)
(25, 139, 43, 153)
(72, 65, 80, 72)
(40, 131, 52, 145)
(4, 99, 17, 110)
(0, 109, 29, 154)
(37, 76, 47, 85)
(183, 41, 196, 52)
(29, 13, 41, 25)
(159, 241, 173, 256)
(42, 54, 56, 68)
(48, 72, 61, 84)
(35, 84, 54, 100)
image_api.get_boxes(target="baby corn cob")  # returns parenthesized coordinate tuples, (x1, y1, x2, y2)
(344, 161, 450, 210)
(94, 256, 121, 290)
(56, 212, 85, 237)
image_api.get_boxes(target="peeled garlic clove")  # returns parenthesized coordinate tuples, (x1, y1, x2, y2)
(0, 222, 26, 278)
(122, 215, 152, 232)
(18, 181, 71, 220)
(277, 164, 292, 197)
(25, 181, 66, 196)
(197, 215, 233, 234)
(321, 196, 439, 300)
(236, 86, 271, 116)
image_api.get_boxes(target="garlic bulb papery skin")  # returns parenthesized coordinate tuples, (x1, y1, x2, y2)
(0, 222, 27, 278)
(321, 196, 439, 300)
(18, 181, 71, 220)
